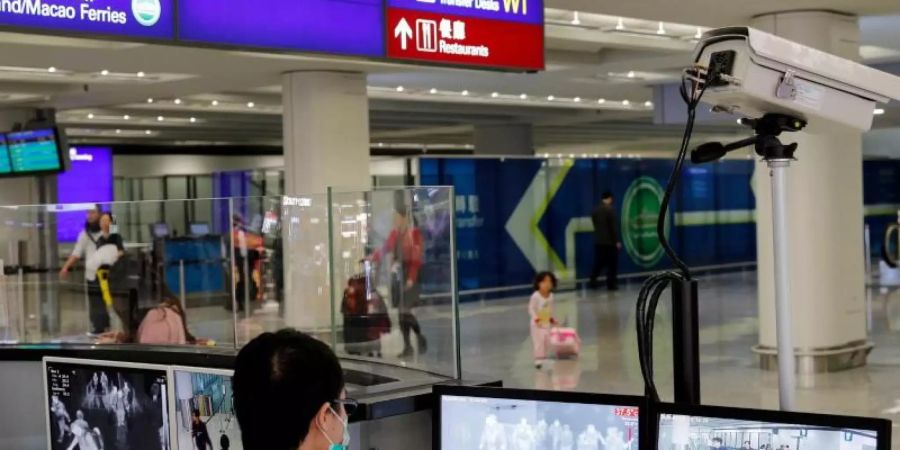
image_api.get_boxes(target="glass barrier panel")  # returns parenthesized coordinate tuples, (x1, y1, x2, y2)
(328, 186, 460, 378)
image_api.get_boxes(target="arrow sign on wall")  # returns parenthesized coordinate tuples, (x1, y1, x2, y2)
(394, 18, 413, 50)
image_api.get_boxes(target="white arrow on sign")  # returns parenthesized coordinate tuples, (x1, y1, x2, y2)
(394, 18, 414, 50)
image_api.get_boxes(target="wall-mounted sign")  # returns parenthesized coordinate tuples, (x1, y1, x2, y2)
(387, 0, 541, 25)
(0, 0, 174, 39)
(385, 8, 543, 70)
(178, 0, 385, 57)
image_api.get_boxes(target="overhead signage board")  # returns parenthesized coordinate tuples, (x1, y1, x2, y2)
(0, 0, 174, 39)
(177, 0, 385, 57)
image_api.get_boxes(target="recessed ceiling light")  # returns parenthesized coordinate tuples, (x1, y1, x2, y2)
(547, 95, 555, 101)
(211, 100, 219, 106)
(695, 27, 703, 39)
(569, 154, 575, 158)
(147, 98, 154, 103)
(429, 88, 437, 94)
(100, 69, 109, 76)
(396, 86, 404, 92)
(461, 90, 469, 96)
(48, 66, 57, 73)
(622, 99, 630, 106)
(377, 142, 385, 147)
(190, 117, 197, 123)
(874, 108, 886, 115)
(615, 17, 625, 30)
(598, 98, 606, 104)
(616, 153, 622, 158)
(520, 93, 528, 99)
(571, 11, 580, 25)
(115, 129, 121, 134)
(574, 97, 582, 102)
(657, 21, 667, 35)
(627, 71, 636, 78)
(137, 71, 145, 78)
(123, 114, 130, 120)
(247, 102, 255, 108)
(174, 98, 182, 105)
(491, 92, 499, 98)
(644, 101, 654, 107)
(145, 130, 152, 135)
(157, 116, 164, 121)
(736, 118, 743, 125)
(87, 113, 94, 119)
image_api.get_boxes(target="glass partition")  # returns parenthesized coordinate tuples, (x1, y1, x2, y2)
(0, 189, 461, 379)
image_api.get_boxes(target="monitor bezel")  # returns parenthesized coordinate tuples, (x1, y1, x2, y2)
(3, 127, 67, 178)
(432, 385, 643, 450)
(655, 402, 892, 450)
(167, 365, 236, 450)
(42, 356, 172, 450)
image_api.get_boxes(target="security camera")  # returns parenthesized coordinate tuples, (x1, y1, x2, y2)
(692, 27, 900, 132)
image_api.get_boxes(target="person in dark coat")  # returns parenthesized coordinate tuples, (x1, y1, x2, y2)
(589, 191, 621, 291)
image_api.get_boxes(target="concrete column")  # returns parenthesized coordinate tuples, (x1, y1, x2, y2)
(751, 11, 871, 373)
(280, 72, 371, 332)
(474, 123, 534, 155)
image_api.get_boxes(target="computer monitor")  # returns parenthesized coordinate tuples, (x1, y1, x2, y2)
(169, 366, 241, 450)
(189, 222, 210, 236)
(43, 357, 172, 450)
(434, 385, 641, 450)
(151, 222, 170, 239)
(656, 403, 891, 450)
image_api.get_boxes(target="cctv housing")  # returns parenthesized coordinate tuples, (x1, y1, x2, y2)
(693, 27, 900, 132)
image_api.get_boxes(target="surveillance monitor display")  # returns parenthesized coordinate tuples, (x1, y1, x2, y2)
(434, 386, 640, 450)
(43, 357, 171, 450)
(657, 403, 891, 450)
(170, 367, 241, 450)
(189, 222, 210, 236)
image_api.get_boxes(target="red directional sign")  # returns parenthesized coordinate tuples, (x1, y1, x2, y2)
(386, 8, 544, 71)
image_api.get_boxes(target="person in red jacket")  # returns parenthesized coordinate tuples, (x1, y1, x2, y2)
(371, 205, 427, 358)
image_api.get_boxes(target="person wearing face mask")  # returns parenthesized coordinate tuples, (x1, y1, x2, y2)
(60, 205, 110, 336)
(234, 329, 356, 450)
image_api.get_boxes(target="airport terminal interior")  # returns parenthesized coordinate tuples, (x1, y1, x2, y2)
(2, 0, 900, 449)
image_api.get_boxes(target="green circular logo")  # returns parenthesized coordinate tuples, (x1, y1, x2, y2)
(621, 176, 669, 268)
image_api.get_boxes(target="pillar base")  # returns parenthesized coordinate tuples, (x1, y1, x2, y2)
(752, 340, 874, 374)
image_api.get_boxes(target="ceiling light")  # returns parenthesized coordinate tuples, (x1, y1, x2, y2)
(377, 142, 385, 147)
(657, 21, 667, 35)
(137, 71, 145, 78)
(605, 153, 612, 158)
(145, 130, 152, 135)
(581, 153, 588, 158)
(520, 93, 528, 100)
(174, 98, 182, 105)
(48, 66, 57, 73)
(189, 117, 197, 123)
(615, 17, 624, 30)
(396, 86, 404, 92)
(491, 92, 499, 98)
(547, 95, 555, 101)
(123, 114, 130, 120)
(874, 108, 885, 115)
(736, 118, 743, 125)
(147, 98, 154, 103)
(574, 97, 581, 102)
(695, 27, 703, 39)
(461, 90, 469, 96)
(211, 100, 219, 106)
(100, 69, 109, 76)
(622, 99, 630, 106)
(157, 116, 164, 121)
(597, 98, 606, 104)
(247, 102, 255, 108)
(627, 71, 636, 78)
(429, 88, 437, 94)
(569, 154, 575, 158)
(87, 113, 94, 119)
(644, 101, 653, 107)
(115, 129, 121, 134)
(616, 153, 623, 158)
(571, 11, 580, 26)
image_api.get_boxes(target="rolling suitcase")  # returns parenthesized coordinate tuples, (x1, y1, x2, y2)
(550, 327, 581, 359)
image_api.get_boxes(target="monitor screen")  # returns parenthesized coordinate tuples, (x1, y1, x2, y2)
(435, 386, 640, 450)
(7, 128, 64, 174)
(189, 222, 210, 236)
(152, 223, 170, 238)
(171, 367, 241, 450)
(657, 404, 890, 450)
(44, 358, 171, 450)
(0, 134, 11, 174)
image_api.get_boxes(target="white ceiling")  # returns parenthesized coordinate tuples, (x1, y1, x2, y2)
(0, 1, 896, 153)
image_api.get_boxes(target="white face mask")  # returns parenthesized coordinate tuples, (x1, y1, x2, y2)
(318, 406, 350, 450)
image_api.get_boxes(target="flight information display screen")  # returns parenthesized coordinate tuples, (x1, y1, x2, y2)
(0, 135, 11, 174)
(7, 128, 64, 174)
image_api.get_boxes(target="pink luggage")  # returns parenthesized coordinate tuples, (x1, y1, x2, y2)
(550, 327, 581, 359)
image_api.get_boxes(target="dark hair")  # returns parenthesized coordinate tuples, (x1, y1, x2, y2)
(601, 191, 613, 200)
(234, 329, 344, 450)
(192, 409, 200, 417)
(533, 271, 558, 292)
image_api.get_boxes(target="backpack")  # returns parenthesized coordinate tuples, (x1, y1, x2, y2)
(137, 305, 187, 345)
